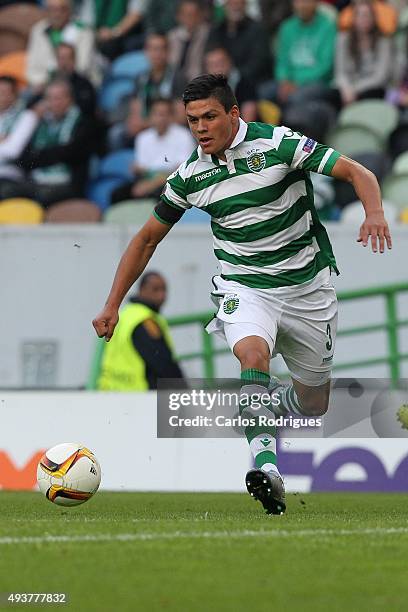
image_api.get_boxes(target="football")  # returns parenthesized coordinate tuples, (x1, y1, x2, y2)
(37, 442, 101, 506)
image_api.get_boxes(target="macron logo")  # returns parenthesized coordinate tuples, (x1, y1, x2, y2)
(194, 168, 222, 182)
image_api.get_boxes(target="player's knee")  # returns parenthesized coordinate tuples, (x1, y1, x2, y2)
(237, 347, 269, 372)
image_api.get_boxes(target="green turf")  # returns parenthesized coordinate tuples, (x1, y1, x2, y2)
(0, 491, 408, 611)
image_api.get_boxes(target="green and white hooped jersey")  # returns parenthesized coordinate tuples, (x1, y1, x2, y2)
(157, 119, 340, 294)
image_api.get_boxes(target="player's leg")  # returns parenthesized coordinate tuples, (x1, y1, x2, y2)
(270, 283, 338, 418)
(270, 377, 331, 417)
(205, 277, 285, 514)
(229, 331, 286, 515)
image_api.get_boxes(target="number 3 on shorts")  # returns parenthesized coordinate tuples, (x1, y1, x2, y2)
(326, 323, 333, 351)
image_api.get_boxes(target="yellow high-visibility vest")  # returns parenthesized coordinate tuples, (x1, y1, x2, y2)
(97, 303, 174, 391)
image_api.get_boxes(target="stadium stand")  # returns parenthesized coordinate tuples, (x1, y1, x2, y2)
(97, 149, 135, 182)
(0, 0, 408, 225)
(87, 176, 125, 211)
(340, 198, 399, 223)
(110, 50, 149, 80)
(391, 150, 408, 175)
(44, 199, 102, 223)
(337, 99, 399, 142)
(0, 2, 44, 56)
(328, 125, 383, 157)
(383, 174, 408, 210)
(0, 51, 27, 88)
(0, 197, 43, 224)
(98, 77, 135, 114)
(103, 198, 155, 224)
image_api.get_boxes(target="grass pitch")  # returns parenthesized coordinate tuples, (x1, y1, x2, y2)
(0, 491, 408, 611)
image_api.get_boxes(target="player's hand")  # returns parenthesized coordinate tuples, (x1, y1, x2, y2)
(92, 305, 119, 342)
(357, 210, 392, 253)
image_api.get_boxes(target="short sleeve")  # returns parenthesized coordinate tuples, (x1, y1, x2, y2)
(160, 166, 192, 212)
(275, 126, 341, 176)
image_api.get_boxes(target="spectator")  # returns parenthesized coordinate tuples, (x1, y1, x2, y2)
(111, 98, 194, 203)
(259, 0, 293, 37)
(339, 0, 398, 35)
(107, 95, 145, 151)
(77, 0, 147, 60)
(97, 271, 186, 391)
(0, 76, 39, 184)
(389, 32, 408, 111)
(206, 0, 272, 83)
(134, 33, 177, 121)
(26, 0, 99, 91)
(335, 0, 394, 105)
(143, 0, 180, 34)
(168, 0, 211, 90)
(204, 46, 258, 122)
(53, 43, 96, 116)
(3, 79, 96, 207)
(276, 0, 336, 105)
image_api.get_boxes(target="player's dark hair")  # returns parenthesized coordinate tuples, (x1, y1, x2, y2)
(0, 75, 18, 92)
(182, 74, 238, 112)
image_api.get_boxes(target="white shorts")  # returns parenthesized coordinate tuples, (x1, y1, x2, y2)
(206, 274, 338, 387)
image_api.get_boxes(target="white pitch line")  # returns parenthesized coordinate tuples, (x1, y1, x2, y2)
(1, 527, 408, 545)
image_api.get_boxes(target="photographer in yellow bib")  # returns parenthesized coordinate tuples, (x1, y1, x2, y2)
(97, 271, 185, 391)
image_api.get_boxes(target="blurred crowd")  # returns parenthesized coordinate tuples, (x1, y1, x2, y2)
(1, 0, 408, 221)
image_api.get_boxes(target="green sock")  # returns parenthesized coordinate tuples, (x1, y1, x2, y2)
(240, 369, 278, 472)
(270, 381, 305, 417)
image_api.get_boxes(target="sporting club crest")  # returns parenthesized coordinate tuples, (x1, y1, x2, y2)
(246, 150, 266, 173)
(223, 294, 240, 315)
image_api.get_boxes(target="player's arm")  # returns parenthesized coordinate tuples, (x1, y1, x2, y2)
(330, 155, 392, 253)
(92, 215, 173, 341)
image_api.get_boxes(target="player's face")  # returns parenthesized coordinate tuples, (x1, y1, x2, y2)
(185, 98, 240, 158)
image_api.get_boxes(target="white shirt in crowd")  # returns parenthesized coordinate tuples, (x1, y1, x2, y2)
(0, 108, 39, 180)
(134, 123, 195, 173)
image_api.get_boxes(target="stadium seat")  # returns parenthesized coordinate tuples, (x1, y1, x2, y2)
(327, 125, 383, 157)
(98, 78, 134, 113)
(0, 3, 44, 37)
(178, 207, 209, 224)
(44, 200, 102, 223)
(382, 175, 408, 211)
(257, 100, 281, 125)
(391, 151, 408, 176)
(0, 30, 24, 56)
(110, 51, 149, 80)
(104, 199, 155, 224)
(388, 123, 408, 160)
(98, 149, 134, 181)
(0, 3, 44, 56)
(0, 51, 26, 87)
(334, 151, 390, 209)
(0, 198, 43, 224)
(337, 100, 398, 142)
(340, 199, 398, 224)
(87, 177, 125, 211)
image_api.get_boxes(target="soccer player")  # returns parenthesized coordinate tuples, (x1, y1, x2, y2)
(93, 74, 392, 515)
